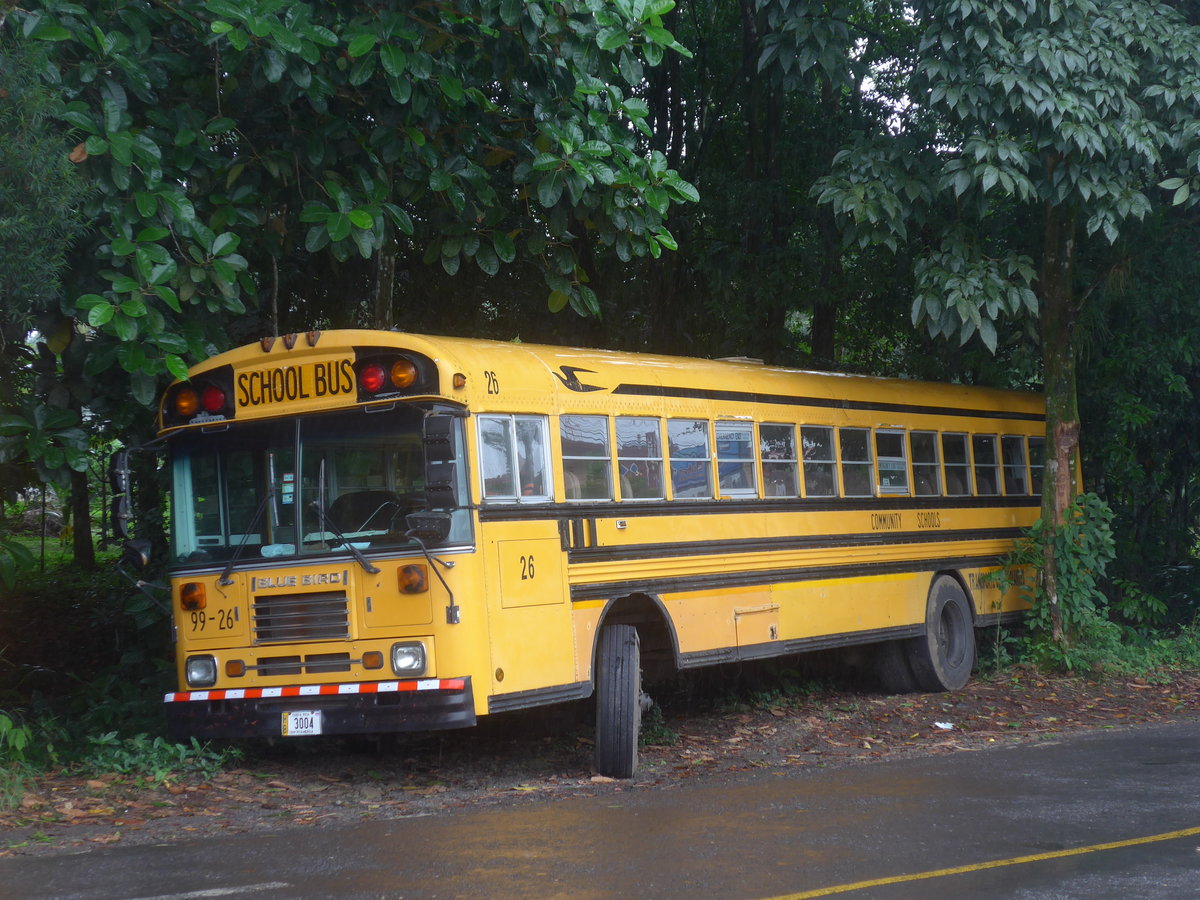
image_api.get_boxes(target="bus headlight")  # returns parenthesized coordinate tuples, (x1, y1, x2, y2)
(185, 655, 218, 688)
(390, 642, 426, 676)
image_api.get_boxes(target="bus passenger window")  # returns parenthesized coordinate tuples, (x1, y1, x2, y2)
(560, 415, 612, 500)
(875, 430, 908, 494)
(716, 422, 757, 497)
(479, 416, 516, 499)
(668, 419, 713, 499)
(941, 433, 970, 496)
(801, 426, 837, 497)
(910, 431, 942, 496)
(972, 435, 1000, 496)
(1028, 436, 1046, 495)
(1001, 435, 1029, 495)
(479, 415, 551, 502)
(760, 423, 799, 497)
(515, 416, 551, 500)
(616, 417, 664, 500)
(839, 428, 874, 497)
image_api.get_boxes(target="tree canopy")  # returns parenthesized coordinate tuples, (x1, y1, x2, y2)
(6, 0, 1200, 628)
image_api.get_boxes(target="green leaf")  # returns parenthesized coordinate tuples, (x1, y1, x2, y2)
(380, 44, 407, 77)
(121, 295, 148, 317)
(492, 231, 517, 263)
(130, 372, 158, 407)
(382, 203, 414, 235)
(164, 354, 191, 381)
(547, 289, 569, 312)
(211, 232, 239, 256)
(597, 27, 629, 51)
(347, 33, 377, 58)
(88, 303, 116, 327)
(326, 213, 352, 242)
(475, 244, 499, 276)
(537, 172, 564, 208)
(347, 208, 374, 229)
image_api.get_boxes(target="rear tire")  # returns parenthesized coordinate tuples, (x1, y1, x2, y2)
(594, 624, 641, 778)
(875, 639, 920, 693)
(906, 575, 975, 692)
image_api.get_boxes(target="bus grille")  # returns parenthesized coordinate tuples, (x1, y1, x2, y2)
(252, 590, 350, 644)
(254, 653, 352, 676)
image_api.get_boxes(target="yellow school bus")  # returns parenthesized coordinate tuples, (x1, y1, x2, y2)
(145, 330, 1040, 776)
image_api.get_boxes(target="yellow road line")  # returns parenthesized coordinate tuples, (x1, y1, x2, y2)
(769, 825, 1200, 899)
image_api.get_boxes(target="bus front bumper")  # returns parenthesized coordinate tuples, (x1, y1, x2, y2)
(163, 677, 476, 740)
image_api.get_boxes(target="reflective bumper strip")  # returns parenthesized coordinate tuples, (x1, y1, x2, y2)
(164, 678, 467, 702)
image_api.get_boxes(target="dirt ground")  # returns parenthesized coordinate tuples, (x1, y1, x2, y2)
(3, 665, 1199, 858)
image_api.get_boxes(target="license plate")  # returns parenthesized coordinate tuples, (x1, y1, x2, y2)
(281, 710, 322, 736)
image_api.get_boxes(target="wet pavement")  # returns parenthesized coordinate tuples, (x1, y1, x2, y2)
(3, 720, 1199, 899)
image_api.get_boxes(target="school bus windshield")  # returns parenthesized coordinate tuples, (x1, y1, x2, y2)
(168, 405, 467, 566)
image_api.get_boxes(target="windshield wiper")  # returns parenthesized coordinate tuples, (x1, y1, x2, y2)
(308, 499, 380, 575)
(309, 458, 379, 575)
(218, 477, 275, 586)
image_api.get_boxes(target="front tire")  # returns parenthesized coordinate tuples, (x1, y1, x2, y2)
(594, 624, 641, 778)
(906, 575, 975, 692)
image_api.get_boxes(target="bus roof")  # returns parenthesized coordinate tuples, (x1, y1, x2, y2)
(159, 329, 1044, 433)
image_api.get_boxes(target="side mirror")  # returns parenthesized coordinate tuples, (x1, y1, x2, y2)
(405, 512, 452, 544)
(423, 415, 456, 463)
(109, 450, 131, 495)
(423, 415, 458, 509)
(109, 450, 132, 539)
(112, 493, 132, 541)
(120, 538, 152, 570)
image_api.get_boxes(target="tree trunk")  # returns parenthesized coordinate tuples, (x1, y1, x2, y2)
(1038, 197, 1081, 645)
(372, 242, 396, 330)
(69, 466, 96, 570)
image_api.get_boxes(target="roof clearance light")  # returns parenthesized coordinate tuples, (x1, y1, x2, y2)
(359, 363, 387, 393)
(390, 359, 418, 389)
(174, 387, 200, 417)
(200, 384, 226, 413)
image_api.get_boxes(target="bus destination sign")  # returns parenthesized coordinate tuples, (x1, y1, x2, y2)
(236, 359, 355, 409)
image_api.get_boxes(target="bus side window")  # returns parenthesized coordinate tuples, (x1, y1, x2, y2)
(716, 421, 757, 497)
(941, 433, 970, 496)
(515, 416, 551, 500)
(668, 419, 713, 499)
(801, 425, 837, 497)
(839, 427, 874, 497)
(1001, 435, 1029, 495)
(479, 415, 517, 499)
(972, 434, 1000, 496)
(874, 430, 908, 495)
(910, 430, 942, 496)
(760, 423, 799, 497)
(479, 415, 552, 502)
(1028, 436, 1046, 495)
(560, 414, 613, 500)
(616, 416, 664, 500)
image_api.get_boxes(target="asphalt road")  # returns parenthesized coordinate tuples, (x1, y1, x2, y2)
(3, 720, 1199, 899)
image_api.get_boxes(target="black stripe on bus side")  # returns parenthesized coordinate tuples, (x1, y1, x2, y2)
(566, 527, 1025, 564)
(676, 623, 929, 670)
(568, 554, 1003, 602)
(478, 494, 1041, 522)
(611, 382, 1046, 422)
